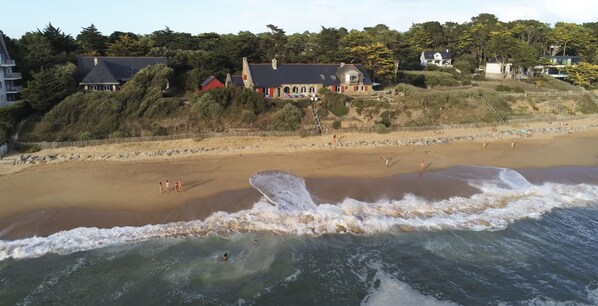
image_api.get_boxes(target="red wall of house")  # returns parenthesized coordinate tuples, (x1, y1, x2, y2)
(202, 79, 224, 91)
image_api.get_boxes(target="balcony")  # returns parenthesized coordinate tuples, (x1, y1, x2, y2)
(5, 85, 23, 93)
(0, 59, 15, 67)
(4, 72, 22, 80)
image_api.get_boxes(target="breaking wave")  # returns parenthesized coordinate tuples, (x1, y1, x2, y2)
(1, 166, 597, 260)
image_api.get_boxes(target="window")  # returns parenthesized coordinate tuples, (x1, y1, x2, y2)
(300, 86, 307, 93)
(309, 86, 315, 93)
(283, 86, 290, 93)
(336, 86, 341, 93)
(292, 86, 298, 93)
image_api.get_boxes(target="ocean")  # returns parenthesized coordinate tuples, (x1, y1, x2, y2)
(1, 166, 597, 305)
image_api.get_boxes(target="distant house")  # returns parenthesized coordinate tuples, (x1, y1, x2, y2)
(78, 57, 168, 91)
(536, 55, 581, 79)
(0, 30, 22, 106)
(485, 58, 512, 79)
(225, 73, 244, 88)
(420, 50, 453, 67)
(241, 57, 373, 98)
(200, 76, 224, 91)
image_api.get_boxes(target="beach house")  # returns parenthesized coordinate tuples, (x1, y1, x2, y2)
(537, 55, 581, 79)
(420, 50, 453, 67)
(0, 31, 22, 106)
(200, 76, 224, 92)
(77, 56, 168, 91)
(240, 57, 373, 98)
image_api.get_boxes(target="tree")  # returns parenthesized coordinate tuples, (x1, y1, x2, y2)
(564, 62, 598, 88)
(314, 26, 341, 63)
(39, 23, 77, 54)
(548, 22, 591, 56)
(22, 63, 78, 112)
(348, 42, 396, 82)
(486, 31, 537, 78)
(458, 14, 504, 64)
(106, 34, 149, 56)
(76, 24, 108, 55)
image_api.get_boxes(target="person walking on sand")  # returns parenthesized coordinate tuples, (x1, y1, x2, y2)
(174, 179, 179, 192)
(379, 156, 389, 168)
(483, 141, 488, 149)
(159, 182, 163, 194)
(420, 160, 425, 171)
(165, 180, 170, 193)
(178, 179, 184, 192)
(511, 142, 516, 149)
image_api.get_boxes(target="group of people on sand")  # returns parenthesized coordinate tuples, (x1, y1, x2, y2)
(159, 179, 184, 194)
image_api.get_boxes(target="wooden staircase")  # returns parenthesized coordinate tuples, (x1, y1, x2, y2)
(310, 105, 323, 134)
(485, 101, 506, 124)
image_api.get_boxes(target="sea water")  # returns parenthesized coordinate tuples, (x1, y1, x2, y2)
(1, 166, 597, 305)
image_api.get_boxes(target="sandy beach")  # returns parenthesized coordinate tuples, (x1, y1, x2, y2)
(1, 117, 597, 238)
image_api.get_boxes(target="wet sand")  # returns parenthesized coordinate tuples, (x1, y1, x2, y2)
(0, 127, 597, 239)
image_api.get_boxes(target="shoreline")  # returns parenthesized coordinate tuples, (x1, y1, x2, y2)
(0, 118, 597, 239)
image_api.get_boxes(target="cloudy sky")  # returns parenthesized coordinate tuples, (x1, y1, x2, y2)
(2, 0, 596, 38)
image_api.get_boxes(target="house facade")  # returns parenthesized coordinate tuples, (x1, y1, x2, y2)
(0, 31, 22, 106)
(537, 55, 581, 79)
(200, 76, 224, 91)
(485, 59, 512, 79)
(420, 50, 452, 67)
(240, 57, 373, 98)
(78, 57, 168, 91)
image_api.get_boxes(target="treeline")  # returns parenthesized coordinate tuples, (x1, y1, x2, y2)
(3, 14, 598, 89)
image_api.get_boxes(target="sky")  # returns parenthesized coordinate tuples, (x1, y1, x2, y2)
(2, 0, 597, 38)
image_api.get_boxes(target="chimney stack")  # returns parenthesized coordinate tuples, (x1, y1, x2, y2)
(272, 58, 277, 70)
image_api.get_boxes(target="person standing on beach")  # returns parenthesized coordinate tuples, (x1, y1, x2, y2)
(165, 180, 170, 193)
(178, 179, 184, 192)
(159, 182, 163, 194)
(379, 156, 389, 168)
(511, 142, 516, 149)
(420, 160, 425, 171)
(174, 179, 179, 192)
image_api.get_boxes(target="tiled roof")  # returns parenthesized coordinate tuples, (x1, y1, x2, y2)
(248, 63, 373, 87)
(78, 57, 168, 85)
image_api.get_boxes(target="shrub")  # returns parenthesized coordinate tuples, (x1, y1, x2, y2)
(269, 104, 303, 131)
(374, 123, 389, 134)
(0, 101, 32, 130)
(109, 131, 129, 138)
(240, 110, 257, 124)
(332, 120, 341, 129)
(78, 132, 92, 140)
(321, 92, 349, 116)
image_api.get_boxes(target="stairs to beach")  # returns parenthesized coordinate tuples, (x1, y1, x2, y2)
(310, 105, 323, 134)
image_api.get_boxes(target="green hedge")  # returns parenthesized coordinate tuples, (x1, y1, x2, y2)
(0, 101, 32, 130)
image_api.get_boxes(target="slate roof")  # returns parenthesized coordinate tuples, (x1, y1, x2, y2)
(230, 75, 244, 86)
(201, 76, 218, 87)
(78, 57, 168, 85)
(422, 51, 452, 60)
(248, 63, 373, 88)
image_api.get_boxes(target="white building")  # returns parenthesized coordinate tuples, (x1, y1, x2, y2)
(420, 50, 453, 67)
(485, 59, 512, 79)
(0, 30, 22, 106)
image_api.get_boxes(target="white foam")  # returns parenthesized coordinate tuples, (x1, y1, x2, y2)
(2, 168, 598, 260)
(361, 262, 457, 306)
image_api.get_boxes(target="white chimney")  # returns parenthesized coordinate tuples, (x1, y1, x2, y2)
(272, 58, 277, 70)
